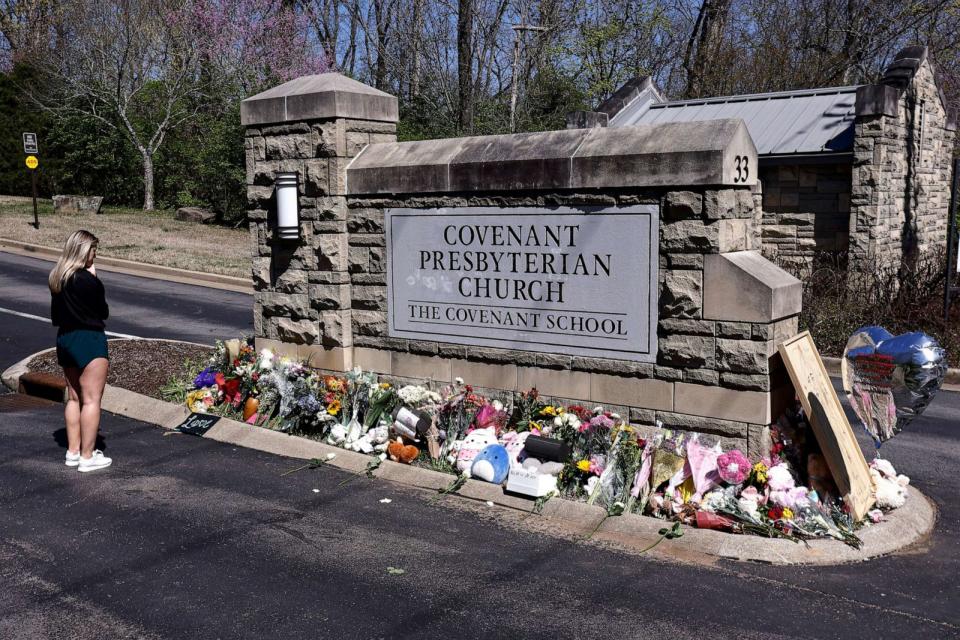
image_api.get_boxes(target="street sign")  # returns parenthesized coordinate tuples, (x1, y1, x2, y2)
(25, 155, 38, 170)
(22, 132, 38, 155)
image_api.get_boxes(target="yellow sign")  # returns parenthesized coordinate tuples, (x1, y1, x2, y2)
(25, 155, 38, 170)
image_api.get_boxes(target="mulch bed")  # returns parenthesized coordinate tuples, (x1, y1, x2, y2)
(28, 339, 212, 399)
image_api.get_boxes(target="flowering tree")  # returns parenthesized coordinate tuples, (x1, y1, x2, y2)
(31, 0, 326, 211)
(170, 0, 329, 98)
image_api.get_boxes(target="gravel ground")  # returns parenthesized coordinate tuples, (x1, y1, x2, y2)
(27, 339, 211, 398)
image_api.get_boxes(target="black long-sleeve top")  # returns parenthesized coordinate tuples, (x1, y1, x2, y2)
(51, 269, 109, 331)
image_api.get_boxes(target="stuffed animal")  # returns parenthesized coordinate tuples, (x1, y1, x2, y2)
(499, 431, 530, 469)
(456, 427, 498, 475)
(870, 458, 910, 510)
(471, 444, 511, 484)
(806, 453, 837, 500)
(387, 438, 419, 464)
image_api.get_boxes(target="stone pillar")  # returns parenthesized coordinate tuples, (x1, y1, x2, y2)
(241, 74, 399, 366)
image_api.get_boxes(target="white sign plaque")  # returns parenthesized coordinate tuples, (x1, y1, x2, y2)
(385, 206, 659, 362)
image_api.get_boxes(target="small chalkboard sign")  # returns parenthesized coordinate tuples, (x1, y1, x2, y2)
(174, 412, 220, 436)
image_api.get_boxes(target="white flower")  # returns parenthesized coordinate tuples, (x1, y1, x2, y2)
(258, 349, 275, 369)
(325, 452, 337, 460)
(492, 400, 503, 412)
(397, 385, 441, 406)
(379, 498, 392, 504)
(700, 490, 725, 513)
(738, 496, 760, 519)
(454, 377, 464, 385)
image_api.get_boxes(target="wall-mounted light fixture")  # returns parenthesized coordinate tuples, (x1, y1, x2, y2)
(274, 171, 300, 240)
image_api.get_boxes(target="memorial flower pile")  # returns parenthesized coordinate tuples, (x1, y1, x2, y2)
(180, 338, 910, 547)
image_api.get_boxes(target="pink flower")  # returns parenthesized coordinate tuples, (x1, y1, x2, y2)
(588, 455, 605, 476)
(716, 449, 751, 484)
(766, 463, 796, 491)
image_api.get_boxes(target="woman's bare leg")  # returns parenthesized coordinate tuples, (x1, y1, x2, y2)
(63, 367, 82, 454)
(78, 358, 109, 458)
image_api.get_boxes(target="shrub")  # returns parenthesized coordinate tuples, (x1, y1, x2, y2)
(779, 249, 959, 357)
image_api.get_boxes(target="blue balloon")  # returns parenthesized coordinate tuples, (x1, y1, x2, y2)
(875, 332, 937, 365)
(852, 325, 894, 346)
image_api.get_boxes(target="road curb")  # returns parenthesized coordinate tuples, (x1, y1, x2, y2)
(0, 239, 253, 294)
(2, 348, 937, 566)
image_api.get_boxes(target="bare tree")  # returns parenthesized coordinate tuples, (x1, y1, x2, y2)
(457, 0, 474, 132)
(683, 0, 732, 98)
(31, 0, 201, 210)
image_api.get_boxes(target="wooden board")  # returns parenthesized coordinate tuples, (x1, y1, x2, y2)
(778, 331, 875, 520)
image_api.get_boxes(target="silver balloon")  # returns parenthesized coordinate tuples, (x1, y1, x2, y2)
(842, 326, 947, 446)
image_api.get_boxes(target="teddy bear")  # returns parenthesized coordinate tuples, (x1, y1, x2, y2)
(870, 458, 910, 510)
(387, 437, 419, 464)
(806, 453, 837, 501)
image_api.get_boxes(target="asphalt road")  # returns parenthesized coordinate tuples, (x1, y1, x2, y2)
(1, 251, 959, 638)
(0, 251, 252, 363)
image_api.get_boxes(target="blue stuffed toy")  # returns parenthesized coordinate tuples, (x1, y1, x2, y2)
(471, 444, 511, 484)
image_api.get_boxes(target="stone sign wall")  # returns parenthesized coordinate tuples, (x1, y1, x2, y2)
(385, 206, 659, 362)
(242, 74, 802, 455)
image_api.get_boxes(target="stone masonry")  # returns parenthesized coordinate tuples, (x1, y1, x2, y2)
(242, 74, 399, 371)
(242, 75, 802, 456)
(850, 49, 956, 272)
(759, 163, 851, 268)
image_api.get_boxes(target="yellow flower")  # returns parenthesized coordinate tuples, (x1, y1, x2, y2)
(576, 460, 591, 472)
(782, 507, 794, 520)
(752, 462, 768, 483)
(379, 382, 392, 389)
(186, 390, 207, 412)
(327, 399, 341, 416)
(541, 406, 557, 416)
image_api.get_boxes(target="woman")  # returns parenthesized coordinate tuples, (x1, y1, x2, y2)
(49, 230, 112, 472)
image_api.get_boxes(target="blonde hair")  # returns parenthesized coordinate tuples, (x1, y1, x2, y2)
(49, 230, 99, 294)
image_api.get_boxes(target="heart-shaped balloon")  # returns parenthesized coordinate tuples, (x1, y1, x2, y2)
(842, 326, 947, 447)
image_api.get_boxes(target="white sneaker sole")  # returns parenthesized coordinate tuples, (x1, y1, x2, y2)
(78, 460, 112, 473)
(65, 460, 80, 467)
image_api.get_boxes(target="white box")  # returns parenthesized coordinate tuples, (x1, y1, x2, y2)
(506, 467, 558, 497)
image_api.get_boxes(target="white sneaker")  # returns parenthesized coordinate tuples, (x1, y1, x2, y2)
(78, 450, 112, 473)
(65, 451, 81, 467)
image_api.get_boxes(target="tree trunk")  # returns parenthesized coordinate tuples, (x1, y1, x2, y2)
(410, 0, 424, 99)
(683, 0, 732, 98)
(142, 150, 155, 211)
(457, 0, 474, 133)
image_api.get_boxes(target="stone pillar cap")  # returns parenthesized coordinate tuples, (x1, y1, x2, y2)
(241, 73, 399, 126)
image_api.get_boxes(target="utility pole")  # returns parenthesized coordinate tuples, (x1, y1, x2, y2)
(509, 19, 546, 132)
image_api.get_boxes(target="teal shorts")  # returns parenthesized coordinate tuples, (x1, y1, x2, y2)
(56, 329, 109, 370)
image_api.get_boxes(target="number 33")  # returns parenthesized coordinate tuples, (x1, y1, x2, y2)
(733, 156, 750, 183)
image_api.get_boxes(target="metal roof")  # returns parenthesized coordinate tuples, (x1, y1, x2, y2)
(608, 86, 858, 157)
